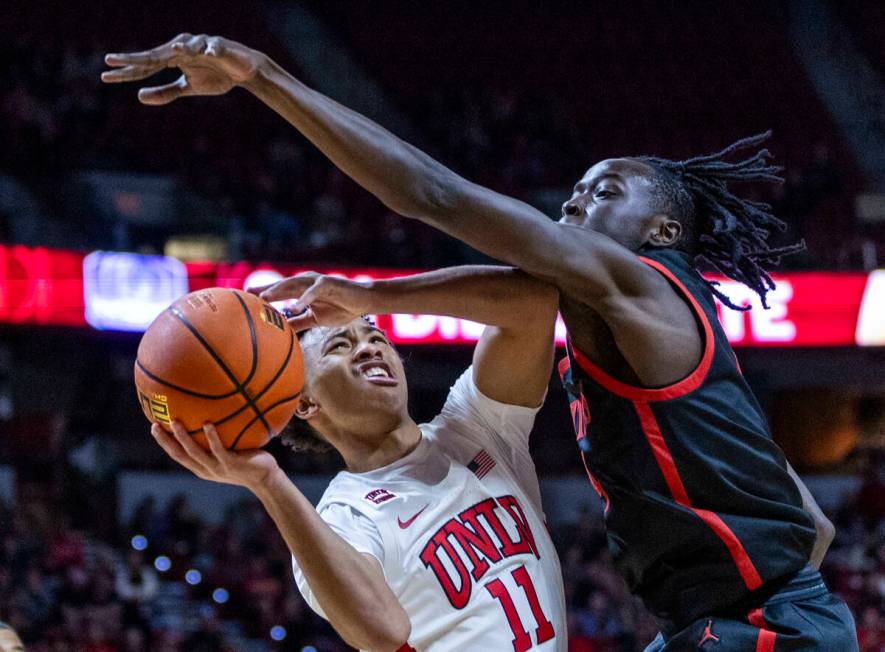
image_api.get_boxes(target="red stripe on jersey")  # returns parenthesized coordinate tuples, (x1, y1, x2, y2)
(634, 401, 763, 590)
(395, 644, 417, 652)
(569, 256, 715, 402)
(580, 452, 610, 513)
(557, 355, 571, 378)
(748, 608, 777, 652)
(633, 401, 691, 504)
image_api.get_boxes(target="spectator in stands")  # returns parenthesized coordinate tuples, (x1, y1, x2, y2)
(573, 590, 626, 644)
(857, 451, 885, 524)
(181, 610, 228, 652)
(56, 564, 91, 633)
(6, 6, 878, 268)
(127, 496, 164, 546)
(14, 569, 52, 633)
(857, 606, 885, 652)
(0, 623, 24, 652)
(114, 549, 158, 637)
(3, 462, 884, 650)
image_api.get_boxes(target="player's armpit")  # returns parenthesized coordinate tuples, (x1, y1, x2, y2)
(579, 289, 704, 388)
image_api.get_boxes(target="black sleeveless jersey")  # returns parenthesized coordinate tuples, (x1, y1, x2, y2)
(558, 248, 815, 630)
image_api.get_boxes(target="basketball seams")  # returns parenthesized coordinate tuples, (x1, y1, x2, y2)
(229, 325, 299, 449)
(232, 292, 260, 389)
(135, 359, 241, 400)
(184, 325, 300, 436)
(136, 289, 302, 450)
(169, 302, 273, 438)
(229, 390, 303, 450)
(233, 292, 274, 437)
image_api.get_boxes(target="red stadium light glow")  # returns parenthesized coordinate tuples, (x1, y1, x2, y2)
(710, 275, 872, 347)
(0, 245, 86, 327)
(0, 244, 881, 347)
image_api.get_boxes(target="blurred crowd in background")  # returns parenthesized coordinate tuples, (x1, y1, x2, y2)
(1, 1, 882, 269)
(2, 0, 885, 649)
(0, 451, 882, 651)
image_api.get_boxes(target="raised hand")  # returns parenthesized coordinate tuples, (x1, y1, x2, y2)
(151, 421, 281, 492)
(252, 273, 375, 332)
(101, 33, 266, 105)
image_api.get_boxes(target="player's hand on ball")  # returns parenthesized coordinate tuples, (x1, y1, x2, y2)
(254, 273, 374, 332)
(151, 421, 281, 492)
(101, 34, 266, 105)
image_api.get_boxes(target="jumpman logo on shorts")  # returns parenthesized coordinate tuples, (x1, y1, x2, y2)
(698, 619, 720, 647)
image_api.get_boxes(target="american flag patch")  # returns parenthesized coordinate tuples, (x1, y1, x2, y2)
(467, 449, 496, 479)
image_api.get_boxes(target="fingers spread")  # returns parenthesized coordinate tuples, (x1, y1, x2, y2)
(205, 36, 225, 57)
(151, 424, 211, 478)
(259, 276, 314, 302)
(170, 420, 217, 472)
(247, 283, 273, 296)
(101, 65, 163, 84)
(105, 33, 195, 67)
(105, 50, 161, 66)
(290, 282, 324, 313)
(203, 423, 229, 459)
(138, 76, 188, 105)
(170, 34, 208, 62)
(287, 308, 318, 333)
(187, 34, 209, 55)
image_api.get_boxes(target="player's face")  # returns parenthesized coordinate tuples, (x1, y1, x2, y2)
(559, 158, 664, 250)
(0, 629, 25, 652)
(298, 320, 408, 435)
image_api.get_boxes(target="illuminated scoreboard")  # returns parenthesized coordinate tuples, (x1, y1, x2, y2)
(0, 244, 882, 347)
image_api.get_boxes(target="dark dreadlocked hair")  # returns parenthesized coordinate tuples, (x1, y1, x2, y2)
(637, 131, 805, 310)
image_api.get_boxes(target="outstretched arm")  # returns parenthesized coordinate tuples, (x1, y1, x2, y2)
(258, 265, 558, 407)
(151, 422, 410, 651)
(104, 35, 699, 386)
(245, 52, 658, 303)
(101, 35, 661, 304)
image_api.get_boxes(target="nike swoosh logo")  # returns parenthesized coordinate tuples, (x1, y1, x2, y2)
(397, 504, 429, 529)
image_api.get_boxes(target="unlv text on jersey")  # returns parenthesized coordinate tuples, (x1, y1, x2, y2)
(419, 495, 541, 609)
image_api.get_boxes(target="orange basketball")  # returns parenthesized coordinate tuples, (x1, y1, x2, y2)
(134, 288, 304, 450)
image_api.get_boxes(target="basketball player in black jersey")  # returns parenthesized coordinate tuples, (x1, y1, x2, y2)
(104, 35, 858, 650)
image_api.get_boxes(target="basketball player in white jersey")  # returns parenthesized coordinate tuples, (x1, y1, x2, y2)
(150, 265, 566, 652)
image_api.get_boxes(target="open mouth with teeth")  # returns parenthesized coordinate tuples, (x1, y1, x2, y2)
(357, 362, 399, 386)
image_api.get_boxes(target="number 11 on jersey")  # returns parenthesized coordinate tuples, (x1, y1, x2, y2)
(485, 565, 556, 651)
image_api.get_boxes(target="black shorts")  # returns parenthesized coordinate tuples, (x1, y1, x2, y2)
(644, 566, 858, 651)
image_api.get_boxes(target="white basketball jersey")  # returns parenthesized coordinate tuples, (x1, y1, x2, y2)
(293, 368, 567, 652)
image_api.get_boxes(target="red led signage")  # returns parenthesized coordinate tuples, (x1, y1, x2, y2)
(0, 244, 881, 347)
(0, 245, 86, 327)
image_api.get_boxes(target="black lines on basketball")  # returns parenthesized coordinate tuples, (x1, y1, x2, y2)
(170, 306, 273, 437)
(136, 360, 240, 400)
(232, 291, 260, 389)
(135, 288, 305, 450)
(185, 327, 298, 435)
(230, 390, 303, 451)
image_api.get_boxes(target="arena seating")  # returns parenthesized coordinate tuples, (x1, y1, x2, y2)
(0, 0, 875, 268)
(835, 0, 885, 81)
(2, 451, 883, 650)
